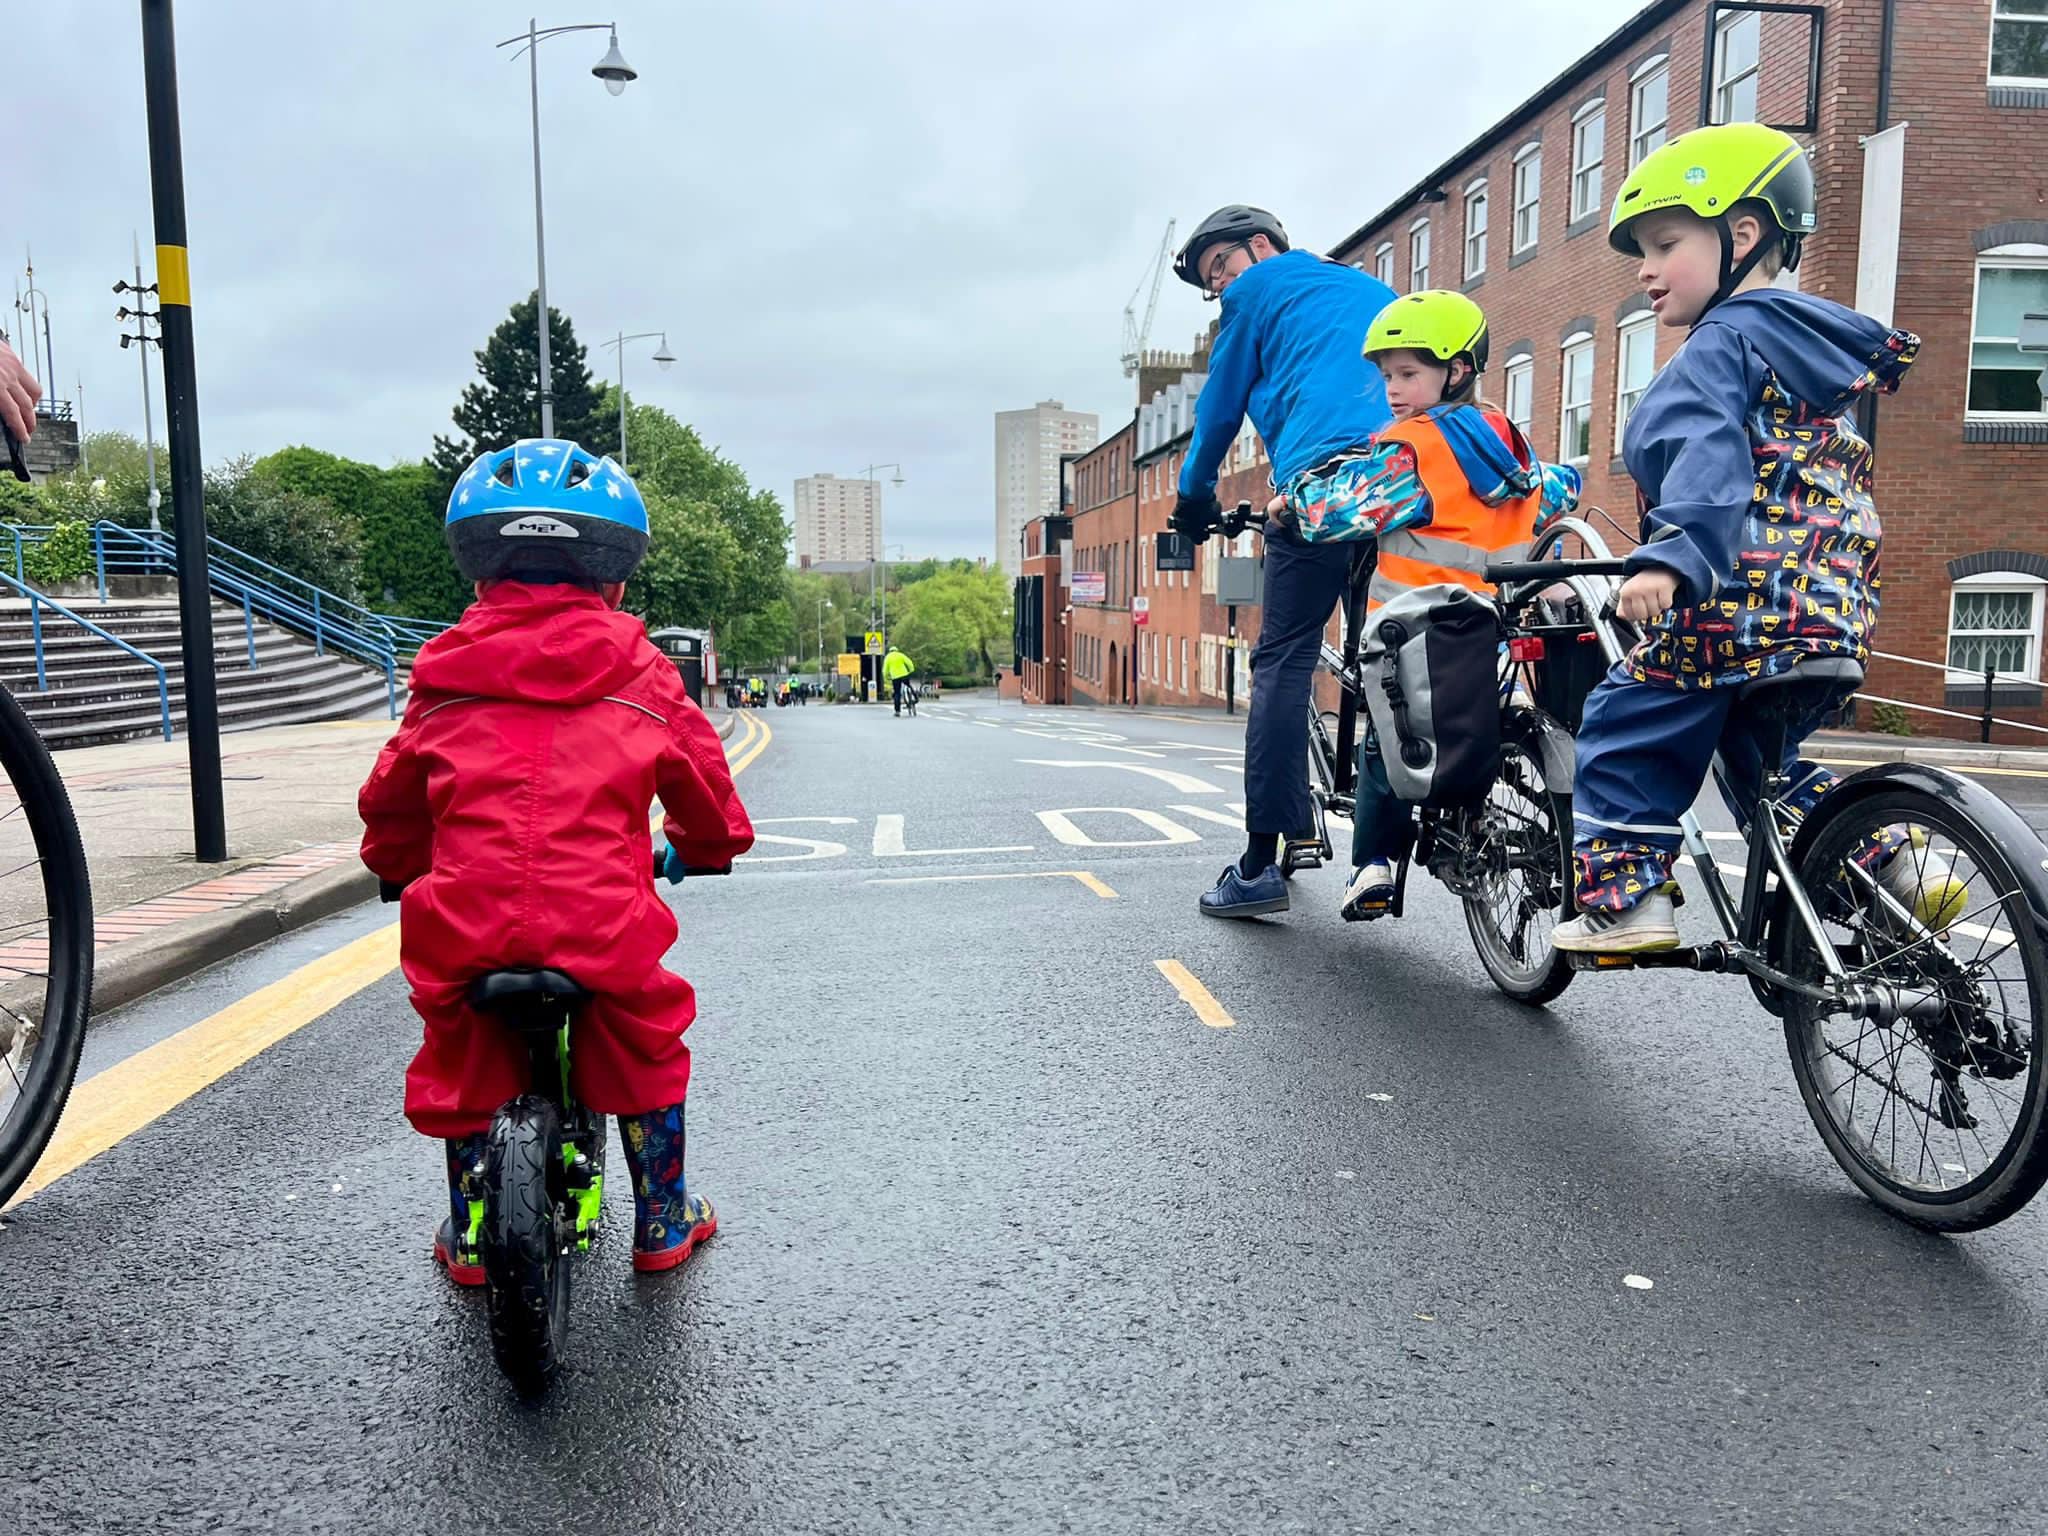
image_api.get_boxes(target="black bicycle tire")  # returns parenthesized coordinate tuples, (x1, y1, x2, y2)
(1782, 787, 2048, 1232)
(1459, 718, 1574, 1007)
(0, 685, 95, 1205)
(482, 1095, 572, 1391)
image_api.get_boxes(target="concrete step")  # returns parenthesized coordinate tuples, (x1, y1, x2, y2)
(30, 669, 399, 747)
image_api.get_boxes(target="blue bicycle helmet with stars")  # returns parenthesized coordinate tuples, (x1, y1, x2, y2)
(444, 438, 648, 586)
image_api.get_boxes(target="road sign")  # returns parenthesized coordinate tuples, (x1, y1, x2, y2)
(1132, 595, 1150, 627)
(1155, 532, 1195, 573)
(864, 631, 885, 656)
(1217, 555, 1264, 607)
(837, 652, 861, 677)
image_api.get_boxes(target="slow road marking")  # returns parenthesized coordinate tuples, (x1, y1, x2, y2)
(13, 706, 774, 1206)
(865, 870, 1118, 898)
(1154, 960, 1235, 1028)
(1019, 760, 1222, 794)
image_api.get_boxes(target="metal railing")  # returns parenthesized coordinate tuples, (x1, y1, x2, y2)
(1862, 648, 2048, 743)
(0, 569, 173, 740)
(89, 521, 399, 718)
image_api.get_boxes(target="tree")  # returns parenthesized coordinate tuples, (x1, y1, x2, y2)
(202, 457, 363, 602)
(256, 447, 469, 620)
(888, 566, 1012, 680)
(625, 491, 745, 633)
(76, 431, 165, 483)
(432, 293, 617, 473)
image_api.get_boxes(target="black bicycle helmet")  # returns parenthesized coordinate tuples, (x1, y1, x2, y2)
(1173, 205, 1291, 289)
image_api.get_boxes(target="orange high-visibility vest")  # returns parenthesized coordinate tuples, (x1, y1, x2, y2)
(1367, 408, 1539, 612)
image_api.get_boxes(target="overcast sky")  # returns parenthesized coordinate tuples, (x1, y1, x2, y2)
(10, 0, 1651, 560)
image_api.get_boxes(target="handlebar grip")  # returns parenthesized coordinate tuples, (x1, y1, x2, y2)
(1485, 558, 1632, 585)
(1, 419, 29, 484)
(679, 865, 732, 878)
(378, 879, 408, 904)
(1217, 500, 1258, 537)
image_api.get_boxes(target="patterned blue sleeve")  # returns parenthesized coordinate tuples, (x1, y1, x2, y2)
(1619, 323, 1758, 608)
(1532, 461, 1583, 535)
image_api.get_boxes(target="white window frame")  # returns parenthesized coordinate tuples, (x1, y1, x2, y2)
(1504, 355, 1535, 439)
(1629, 54, 1670, 166)
(1511, 143, 1542, 253)
(1559, 332, 1595, 466)
(1992, 0, 2048, 86)
(1463, 177, 1489, 281)
(1373, 241, 1395, 286)
(1409, 216, 1431, 292)
(1712, 9, 1761, 124)
(1615, 314, 1658, 450)
(1570, 100, 1605, 221)
(1967, 246, 2048, 420)
(1181, 637, 1190, 695)
(1947, 573, 2046, 683)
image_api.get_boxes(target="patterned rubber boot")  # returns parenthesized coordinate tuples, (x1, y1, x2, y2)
(433, 1133, 488, 1288)
(620, 1102, 717, 1274)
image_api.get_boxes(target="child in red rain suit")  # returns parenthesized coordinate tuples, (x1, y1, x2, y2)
(359, 438, 753, 1282)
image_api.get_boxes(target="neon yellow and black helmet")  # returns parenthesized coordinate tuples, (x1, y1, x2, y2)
(1609, 122, 1815, 304)
(1363, 290, 1490, 397)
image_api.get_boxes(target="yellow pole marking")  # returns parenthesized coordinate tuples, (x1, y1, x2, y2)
(155, 244, 191, 307)
(19, 702, 774, 1207)
(863, 870, 1118, 898)
(1154, 959, 1235, 1028)
(7, 925, 399, 1208)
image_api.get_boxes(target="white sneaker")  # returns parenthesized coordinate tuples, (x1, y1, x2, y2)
(1876, 838, 1970, 930)
(1552, 891, 1680, 953)
(1341, 861, 1397, 922)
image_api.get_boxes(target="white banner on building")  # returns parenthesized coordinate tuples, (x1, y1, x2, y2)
(1855, 123, 1908, 328)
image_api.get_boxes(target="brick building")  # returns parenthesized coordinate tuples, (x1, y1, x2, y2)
(1328, 0, 2048, 737)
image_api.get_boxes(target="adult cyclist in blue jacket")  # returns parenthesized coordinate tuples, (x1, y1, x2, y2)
(1166, 205, 1397, 919)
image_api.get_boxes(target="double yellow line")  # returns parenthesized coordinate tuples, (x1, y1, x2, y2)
(9, 705, 771, 1208)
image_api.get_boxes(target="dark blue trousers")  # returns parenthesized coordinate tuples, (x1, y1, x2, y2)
(1244, 522, 1354, 836)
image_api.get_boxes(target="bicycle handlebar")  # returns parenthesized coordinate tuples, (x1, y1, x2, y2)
(1218, 500, 1259, 538)
(2, 418, 29, 484)
(1484, 557, 1632, 586)
(377, 857, 733, 905)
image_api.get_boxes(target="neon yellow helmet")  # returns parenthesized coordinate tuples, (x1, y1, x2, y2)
(1363, 290, 1491, 386)
(1609, 122, 1815, 301)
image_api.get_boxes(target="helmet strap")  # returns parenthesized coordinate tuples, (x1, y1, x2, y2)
(1707, 218, 1782, 314)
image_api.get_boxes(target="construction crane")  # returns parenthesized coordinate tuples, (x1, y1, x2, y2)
(1119, 218, 1176, 378)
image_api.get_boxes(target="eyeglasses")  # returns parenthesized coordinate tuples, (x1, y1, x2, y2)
(1202, 241, 1249, 295)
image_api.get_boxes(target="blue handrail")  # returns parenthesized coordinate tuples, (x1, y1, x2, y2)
(91, 521, 400, 719)
(0, 569, 174, 740)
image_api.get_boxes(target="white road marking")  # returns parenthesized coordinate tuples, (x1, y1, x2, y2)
(1018, 760, 1222, 794)
(1169, 803, 1246, 831)
(873, 813, 1033, 857)
(1036, 807, 1202, 848)
(740, 816, 856, 862)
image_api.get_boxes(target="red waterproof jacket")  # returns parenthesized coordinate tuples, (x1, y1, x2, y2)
(359, 582, 754, 994)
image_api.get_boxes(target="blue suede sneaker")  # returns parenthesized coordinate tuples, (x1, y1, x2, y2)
(1199, 862, 1290, 919)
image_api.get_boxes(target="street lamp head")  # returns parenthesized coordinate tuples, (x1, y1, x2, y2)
(891, 472, 905, 487)
(592, 28, 636, 94)
(652, 335, 676, 371)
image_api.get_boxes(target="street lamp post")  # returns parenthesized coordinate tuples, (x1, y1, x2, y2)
(15, 259, 54, 413)
(853, 462, 905, 624)
(599, 329, 672, 469)
(114, 232, 164, 534)
(496, 19, 636, 438)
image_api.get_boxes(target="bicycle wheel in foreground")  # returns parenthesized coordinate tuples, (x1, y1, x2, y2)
(1459, 714, 1575, 1007)
(0, 686, 94, 1207)
(1783, 786, 2048, 1232)
(482, 1094, 573, 1392)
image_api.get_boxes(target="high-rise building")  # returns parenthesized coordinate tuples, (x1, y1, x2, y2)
(994, 401, 1099, 577)
(792, 473, 881, 565)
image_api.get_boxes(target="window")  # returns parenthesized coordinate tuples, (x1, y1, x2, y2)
(1948, 577, 2045, 681)
(1630, 55, 1669, 165)
(1560, 335, 1595, 464)
(1615, 316, 1658, 448)
(1512, 145, 1541, 253)
(1165, 635, 1175, 690)
(1181, 638, 1190, 694)
(1570, 103, 1605, 221)
(1202, 540, 1218, 595)
(1993, 0, 2048, 83)
(1373, 241, 1394, 286)
(1504, 356, 1535, 438)
(1713, 10, 1761, 124)
(1409, 218, 1431, 291)
(1463, 180, 1489, 281)
(1969, 251, 2048, 416)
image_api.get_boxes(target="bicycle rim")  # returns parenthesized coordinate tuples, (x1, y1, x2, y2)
(1459, 734, 1573, 1006)
(0, 686, 94, 1206)
(1783, 790, 2048, 1231)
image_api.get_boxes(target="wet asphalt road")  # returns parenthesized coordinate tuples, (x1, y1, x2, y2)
(6, 698, 2048, 1534)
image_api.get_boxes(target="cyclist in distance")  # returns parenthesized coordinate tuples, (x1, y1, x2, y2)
(359, 439, 754, 1283)
(1164, 205, 1397, 920)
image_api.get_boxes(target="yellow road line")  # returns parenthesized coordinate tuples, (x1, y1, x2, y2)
(8, 925, 400, 1208)
(18, 702, 776, 1207)
(864, 870, 1118, 898)
(1154, 959, 1235, 1028)
(728, 710, 772, 776)
(1816, 756, 2048, 780)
